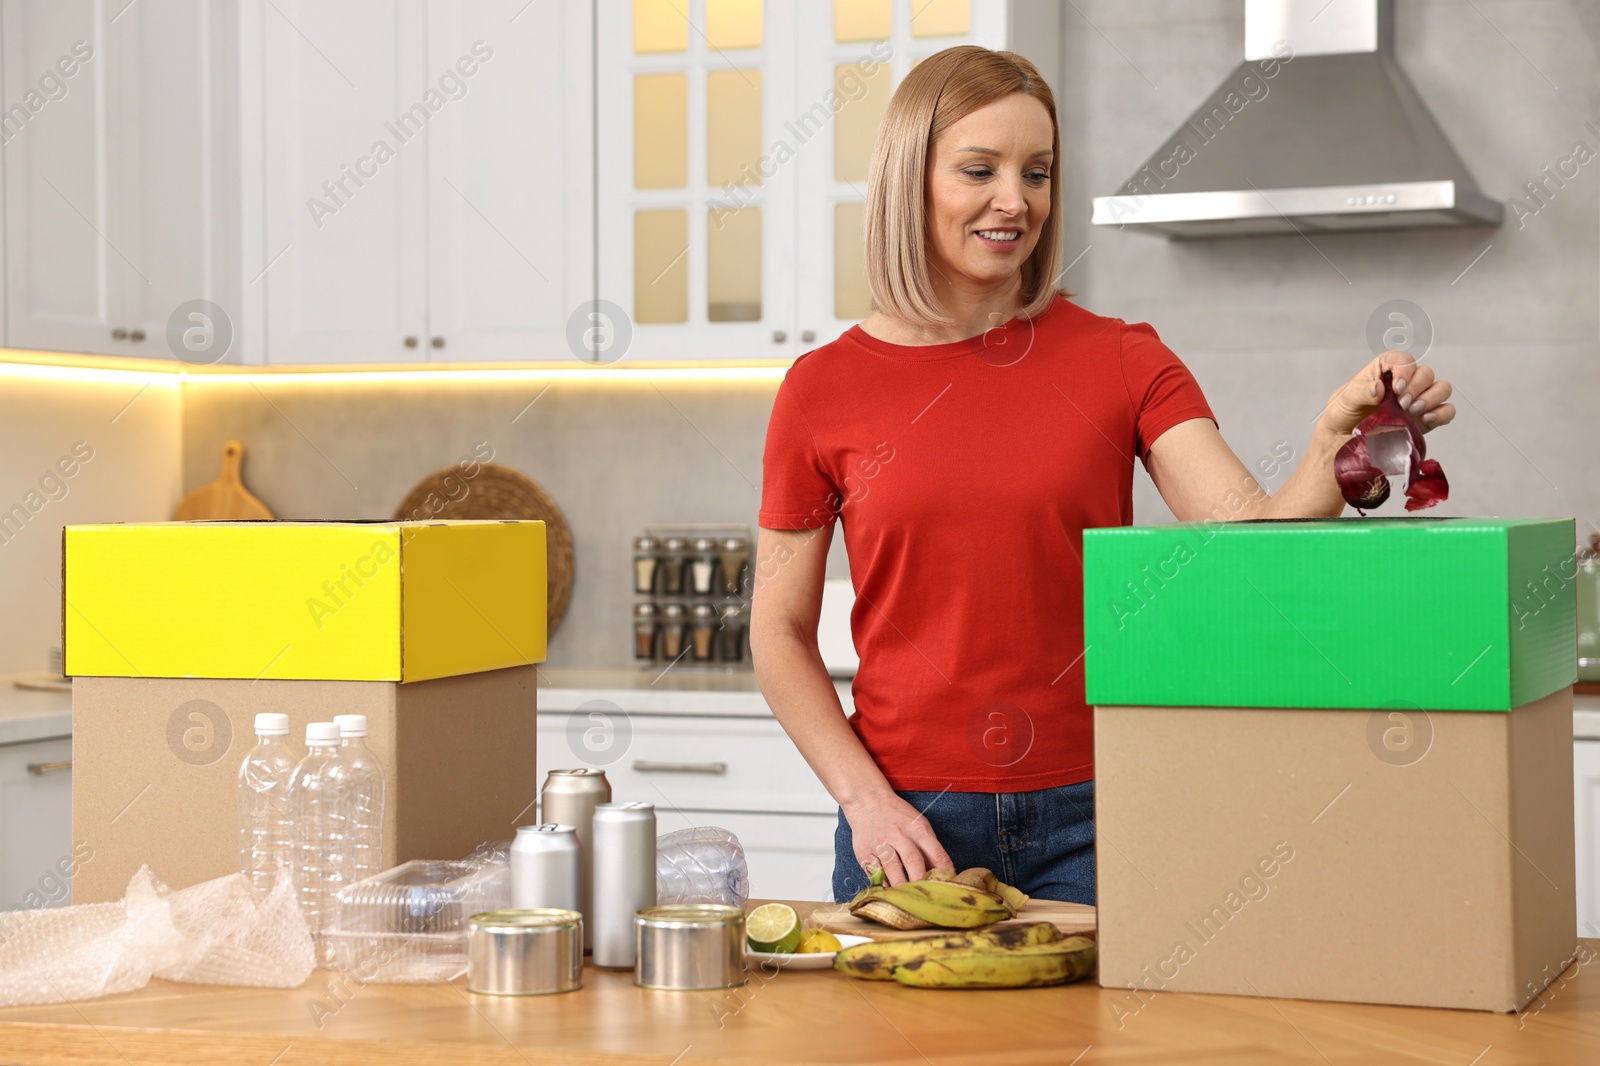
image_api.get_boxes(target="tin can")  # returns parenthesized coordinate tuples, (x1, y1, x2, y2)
(540, 768, 612, 951)
(634, 904, 746, 990)
(466, 909, 583, 996)
(591, 801, 657, 969)
(511, 824, 580, 913)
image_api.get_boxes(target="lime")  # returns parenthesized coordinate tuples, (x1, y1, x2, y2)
(746, 903, 802, 953)
(795, 929, 841, 954)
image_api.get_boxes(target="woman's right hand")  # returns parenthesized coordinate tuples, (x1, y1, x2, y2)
(843, 792, 953, 886)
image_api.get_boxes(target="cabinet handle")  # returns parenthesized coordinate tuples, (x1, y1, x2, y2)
(771, 330, 787, 343)
(112, 328, 128, 340)
(431, 336, 445, 349)
(801, 330, 815, 343)
(632, 760, 727, 775)
(404, 336, 419, 348)
(129, 329, 145, 342)
(27, 760, 71, 775)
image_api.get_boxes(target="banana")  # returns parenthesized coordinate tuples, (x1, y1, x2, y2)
(833, 922, 1064, 981)
(850, 898, 933, 930)
(888, 938, 1098, 990)
(917, 868, 1030, 913)
(849, 879, 1013, 929)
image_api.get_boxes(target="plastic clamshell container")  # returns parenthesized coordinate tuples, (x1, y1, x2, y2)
(329, 859, 511, 983)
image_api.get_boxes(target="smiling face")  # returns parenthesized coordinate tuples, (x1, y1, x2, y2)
(924, 93, 1054, 296)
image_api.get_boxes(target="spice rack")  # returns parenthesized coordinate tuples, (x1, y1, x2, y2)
(631, 524, 753, 670)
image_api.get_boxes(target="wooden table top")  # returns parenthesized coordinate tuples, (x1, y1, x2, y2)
(0, 912, 1594, 1066)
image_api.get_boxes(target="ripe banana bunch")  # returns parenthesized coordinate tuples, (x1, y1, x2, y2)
(834, 921, 1065, 980)
(847, 867, 1026, 931)
(891, 938, 1098, 989)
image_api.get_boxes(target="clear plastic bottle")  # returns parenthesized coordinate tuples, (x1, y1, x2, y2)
(289, 721, 352, 964)
(655, 826, 749, 908)
(332, 714, 386, 885)
(237, 712, 298, 902)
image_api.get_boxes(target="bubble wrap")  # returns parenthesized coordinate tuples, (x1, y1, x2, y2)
(0, 865, 313, 1007)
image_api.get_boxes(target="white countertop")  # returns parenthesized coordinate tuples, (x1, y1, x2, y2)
(0, 675, 72, 747)
(535, 664, 854, 717)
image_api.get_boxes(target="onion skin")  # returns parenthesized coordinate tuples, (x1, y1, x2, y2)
(1404, 458, 1449, 512)
(1334, 369, 1447, 515)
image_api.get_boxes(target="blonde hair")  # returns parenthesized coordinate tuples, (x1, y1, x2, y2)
(865, 46, 1067, 329)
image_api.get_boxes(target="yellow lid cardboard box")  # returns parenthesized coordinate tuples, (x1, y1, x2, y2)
(64, 520, 547, 903)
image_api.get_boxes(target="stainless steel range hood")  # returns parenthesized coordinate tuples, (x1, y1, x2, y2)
(1091, 0, 1502, 238)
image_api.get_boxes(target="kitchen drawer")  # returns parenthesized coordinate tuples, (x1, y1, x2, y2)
(0, 736, 74, 910)
(536, 712, 833, 815)
(652, 809, 837, 904)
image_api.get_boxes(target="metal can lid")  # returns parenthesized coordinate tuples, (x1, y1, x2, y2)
(469, 908, 582, 932)
(635, 904, 744, 928)
(594, 801, 655, 823)
(515, 822, 577, 836)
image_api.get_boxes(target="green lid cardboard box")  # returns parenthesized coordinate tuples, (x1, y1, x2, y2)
(63, 520, 547, 903)
(1083, 517, 1579, 1013)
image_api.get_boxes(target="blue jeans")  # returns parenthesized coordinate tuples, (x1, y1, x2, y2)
(832, 781, 1096, 904)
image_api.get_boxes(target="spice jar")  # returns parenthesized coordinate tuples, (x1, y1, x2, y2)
(633, 603, 659, 661)
(717, 604, 745, 662)
(661, 537, 688, 595)
(689, 537, 719, 596)
(689, 604, 717, 661)
(718, 537, 748, 596)
(661, 603, 688, 661)
(632, 536, 661, 595)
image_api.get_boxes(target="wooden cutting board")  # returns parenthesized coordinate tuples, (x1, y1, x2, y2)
(807, 899, 1096, 941)
(176, 440, 273, 520)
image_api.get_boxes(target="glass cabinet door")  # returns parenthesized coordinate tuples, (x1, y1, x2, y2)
(597, 0, 797, 361)
(793, 0, 1005, 354)
(596, 0, 1007, 363)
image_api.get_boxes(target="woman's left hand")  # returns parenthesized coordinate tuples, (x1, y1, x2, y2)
(1317, 350, 1456, 438)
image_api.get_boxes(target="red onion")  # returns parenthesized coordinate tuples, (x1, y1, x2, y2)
(1334, 369, 1448, 515)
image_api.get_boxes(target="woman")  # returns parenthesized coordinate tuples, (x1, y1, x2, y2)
(748, 47, 1454, 905)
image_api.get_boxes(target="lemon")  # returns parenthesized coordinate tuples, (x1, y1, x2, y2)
(795, 929, 841, 954)
(746, 903, 802, 953)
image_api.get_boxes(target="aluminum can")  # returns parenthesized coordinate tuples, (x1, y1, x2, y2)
(540, 768, 611, 951)
(466, 909, 583, 995)
(590, 801, 657, 968)
(635, 904, 746, 990)
(510, 824, 580, 913)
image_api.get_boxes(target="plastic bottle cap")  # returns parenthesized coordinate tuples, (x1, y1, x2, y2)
(254, 713, 290, 736)
(306, 722, 341, 744)
(333, 714, 368, 737)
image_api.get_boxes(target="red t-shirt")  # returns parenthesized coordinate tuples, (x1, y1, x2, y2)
(758, 293, 1216, 792)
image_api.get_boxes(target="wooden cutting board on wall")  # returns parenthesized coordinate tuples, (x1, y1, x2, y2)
(807, 899, 1096, 941)
(175, 440, 274, 520)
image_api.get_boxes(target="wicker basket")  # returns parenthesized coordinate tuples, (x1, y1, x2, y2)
(393, 463, 574, 634)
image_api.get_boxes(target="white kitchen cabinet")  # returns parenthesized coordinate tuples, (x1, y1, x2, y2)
(535, 707, 838, 900)
(0, 736, 73, 910)
(254, 0, 593, 363)
(2, 0, 237, 360)
(596, 0, 1035, 361)
(1577, 739, 1600, 939)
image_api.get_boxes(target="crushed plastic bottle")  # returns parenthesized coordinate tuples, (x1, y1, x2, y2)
(655, 826, 749, 908)
(237, 713, 298, 903)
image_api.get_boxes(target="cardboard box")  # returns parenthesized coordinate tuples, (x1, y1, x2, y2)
(1083, 517, 1575, 710)
(64, 520, 546, 682)
(1085, 517, 1580, 1011)
(72, 666, 539, 903)
(1094, 690, 1576, 1012)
